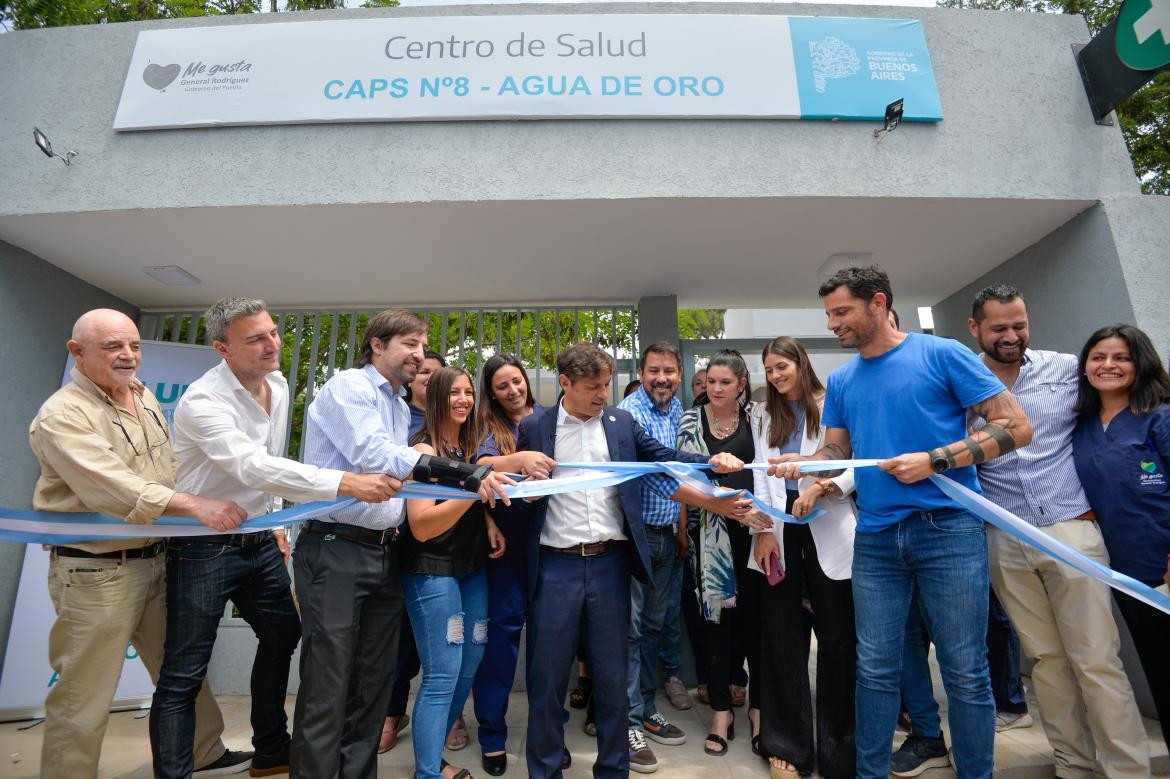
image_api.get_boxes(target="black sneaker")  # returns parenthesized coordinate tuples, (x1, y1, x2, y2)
(249, 747, 290, 777)
(889, 734, 950, 777)
(193, 749, 254, 776)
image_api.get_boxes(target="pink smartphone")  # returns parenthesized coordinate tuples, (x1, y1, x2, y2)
(766, 552, 785, 586)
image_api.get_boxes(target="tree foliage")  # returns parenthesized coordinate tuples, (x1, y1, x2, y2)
(0, 0, 397, 30)
(160, 307, 722, 456)
(939, 0, 1169, 194)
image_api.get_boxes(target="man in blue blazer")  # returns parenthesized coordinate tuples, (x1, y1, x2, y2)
(518, 342, 751, 778)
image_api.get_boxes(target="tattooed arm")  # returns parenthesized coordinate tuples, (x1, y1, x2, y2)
(767, 426, 852, 481)
(879, 390, 1033, 484)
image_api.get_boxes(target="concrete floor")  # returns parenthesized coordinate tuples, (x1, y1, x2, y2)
(1, 680, 1167, 778)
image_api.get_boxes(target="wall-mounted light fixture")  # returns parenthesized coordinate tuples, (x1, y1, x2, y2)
(873, 99, 904, 141)
(33, 128, 78, 166)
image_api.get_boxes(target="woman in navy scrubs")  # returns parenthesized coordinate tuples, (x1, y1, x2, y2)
(468, 354, 555, 776)
(1072, 323, 1170, 750)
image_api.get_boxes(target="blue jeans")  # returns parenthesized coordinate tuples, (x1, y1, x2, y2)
(628, 525, 683, 729)
(151, 535, 300, 779)
(404, 570, 488, 779)
(853, 510, 994, 779)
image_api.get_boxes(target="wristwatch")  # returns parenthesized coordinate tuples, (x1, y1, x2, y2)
(930, 449, 950, 474)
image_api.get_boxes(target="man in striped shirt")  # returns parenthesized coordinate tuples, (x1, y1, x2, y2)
(969, 285, 1149, 779)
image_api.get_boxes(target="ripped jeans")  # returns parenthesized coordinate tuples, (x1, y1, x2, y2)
(404, 570, 489, 779)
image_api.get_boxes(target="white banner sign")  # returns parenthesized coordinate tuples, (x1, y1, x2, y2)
(113, 14, 942, 129)
(0, 341, 221, 721)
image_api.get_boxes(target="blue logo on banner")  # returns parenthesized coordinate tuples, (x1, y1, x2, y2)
(789, 17, 943, 122)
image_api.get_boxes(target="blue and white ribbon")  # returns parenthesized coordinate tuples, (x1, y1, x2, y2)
(2, 459, 1167, 615)
(789, 459, 1170, 615)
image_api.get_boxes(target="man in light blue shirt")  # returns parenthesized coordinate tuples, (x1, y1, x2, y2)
(969, 286, 1149, 779)
(291, 308, 425, 779)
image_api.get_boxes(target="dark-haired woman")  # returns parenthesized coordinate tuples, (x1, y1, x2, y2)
(405, 366, 507, 779)
(751, 336, 857, 779)
(677, 350, 764, 758)
(469, 355, 556, 776)
(1072, 324, 1170, 750)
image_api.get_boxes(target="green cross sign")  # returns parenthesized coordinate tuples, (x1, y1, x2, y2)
(1116, 0, 1170, 70)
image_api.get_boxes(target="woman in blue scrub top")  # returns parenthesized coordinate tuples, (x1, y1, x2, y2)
(468, 354, 554, 777)
(1071, 323, 1170, 750)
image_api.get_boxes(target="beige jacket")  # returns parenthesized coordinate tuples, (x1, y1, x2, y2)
(29, 367, 176, 553)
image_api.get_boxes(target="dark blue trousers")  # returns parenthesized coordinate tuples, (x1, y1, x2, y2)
(473, 540, 529, 754)
(526, 546, 631, 779)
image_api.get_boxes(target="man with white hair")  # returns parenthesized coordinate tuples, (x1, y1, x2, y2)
(29, 308, 251, 777)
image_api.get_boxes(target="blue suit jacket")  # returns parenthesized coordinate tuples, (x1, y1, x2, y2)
(516, 404, 709, 598)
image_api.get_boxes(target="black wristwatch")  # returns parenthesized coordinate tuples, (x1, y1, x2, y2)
(929, 449, 950, 474)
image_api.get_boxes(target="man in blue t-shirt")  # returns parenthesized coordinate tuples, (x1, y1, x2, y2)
(771, 266, 1032, 779)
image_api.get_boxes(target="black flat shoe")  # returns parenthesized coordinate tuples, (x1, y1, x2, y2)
(440, 758, 472, 779)
(569, 676, 592, 709)
(561, 747, 572, 769)
(482, 752, 507, 776)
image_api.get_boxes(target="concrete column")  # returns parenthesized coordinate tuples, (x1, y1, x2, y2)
(637, 295, 679, 357)
(932, 203, 1136, 355)
(0, 241, 137, 678)
(932, 200, 1168, 719)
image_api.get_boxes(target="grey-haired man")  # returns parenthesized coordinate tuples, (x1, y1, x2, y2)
(149, 298, 399, 779)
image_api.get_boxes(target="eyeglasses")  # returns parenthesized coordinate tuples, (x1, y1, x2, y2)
(109, 403, 170, 458)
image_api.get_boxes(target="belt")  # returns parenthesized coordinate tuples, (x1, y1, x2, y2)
(541, 540, 624, 557)
(305, 519, 399, 546)
(54, 541, 165, 560)
(1077, 510, 1097, 520)
(168, 531, 271, 548)
(645, 523, 677, 533)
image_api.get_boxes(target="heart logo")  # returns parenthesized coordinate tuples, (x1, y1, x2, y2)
(142, 63, 181, 91)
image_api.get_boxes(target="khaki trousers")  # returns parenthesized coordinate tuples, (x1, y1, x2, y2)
(988, 521, 1150, 779)
(43, 553, 226, 779)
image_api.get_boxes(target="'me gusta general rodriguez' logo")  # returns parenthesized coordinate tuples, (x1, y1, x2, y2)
(143, 59, 253, 93)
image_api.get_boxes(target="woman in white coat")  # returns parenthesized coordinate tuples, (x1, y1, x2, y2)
(750, 336, 857, 779)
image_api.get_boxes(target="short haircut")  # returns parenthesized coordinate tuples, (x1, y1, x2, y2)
(557, 342, 616, 383)
(423, 349, 447, 367)
(204, 297, 267, 344)
(971, 284, 1023, 322)
(639, 341, 681, 370)
(358, 309, 426, 368)
(818, 265, 894, 313)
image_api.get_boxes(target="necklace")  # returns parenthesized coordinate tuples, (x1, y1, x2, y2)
(707, 405, 740, 438)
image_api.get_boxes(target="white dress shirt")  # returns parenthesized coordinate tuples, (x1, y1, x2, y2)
(541, 403, 627, 547)
(174, 360, 344, 519)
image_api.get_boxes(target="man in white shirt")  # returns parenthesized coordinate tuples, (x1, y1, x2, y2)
(150, 298, 399, 779)
(518, 342, 752, 779)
